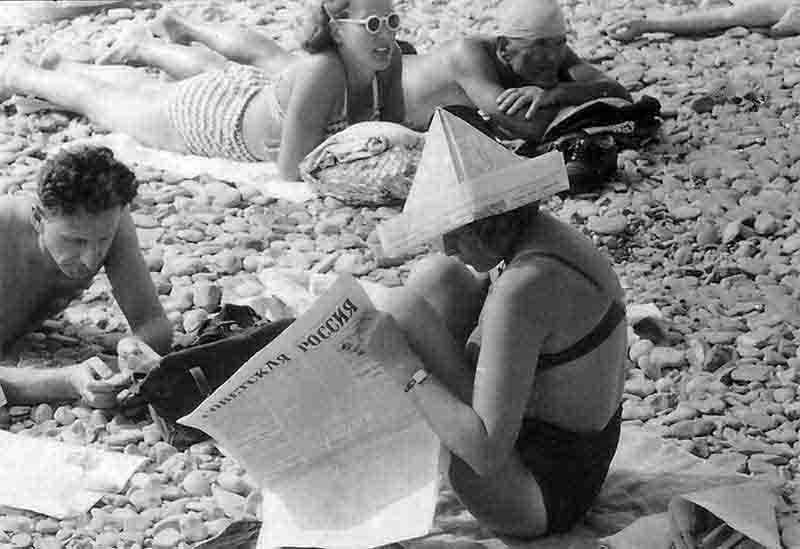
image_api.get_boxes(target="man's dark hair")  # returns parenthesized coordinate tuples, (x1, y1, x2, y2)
(38, 145, 138, 215)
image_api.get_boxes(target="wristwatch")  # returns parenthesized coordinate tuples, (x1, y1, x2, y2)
(404, 369, 430, 392)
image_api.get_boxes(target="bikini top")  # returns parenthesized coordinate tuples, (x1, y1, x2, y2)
(272, 73, 382, 137)
(324, 76, 382, 136)
(505, 250, 627, 372)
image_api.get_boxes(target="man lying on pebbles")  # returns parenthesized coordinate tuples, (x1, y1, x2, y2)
(0, 146, 171, 408)
(607, 0, 800, 42)
(401, 0, 632, 142)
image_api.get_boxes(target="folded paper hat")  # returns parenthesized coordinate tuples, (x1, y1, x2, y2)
(376, 108, 569, 257)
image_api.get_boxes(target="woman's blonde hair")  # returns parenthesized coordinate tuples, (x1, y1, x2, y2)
(300, 0, 351, 53)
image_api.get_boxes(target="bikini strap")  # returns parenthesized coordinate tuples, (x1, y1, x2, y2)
(508, 250, 626, 370)
(341, 76, 381, 123)
(537, 300, 626, 370)
(372, 76, 382, 120)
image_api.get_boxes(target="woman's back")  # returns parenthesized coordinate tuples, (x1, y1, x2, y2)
(501, 211, 627, 431)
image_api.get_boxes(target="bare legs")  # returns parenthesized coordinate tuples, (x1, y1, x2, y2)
(40, 50, 160, 90)
(607, 0, 791, 41)
(0, 55, 184, 152)
(96, 27, 227, 79)
(95, 9, 293, 78)
(375, 254, 549, 538)
(151, 9, 292, 73)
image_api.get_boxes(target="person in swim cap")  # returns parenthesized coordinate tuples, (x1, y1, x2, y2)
(400, 0, 632, 142)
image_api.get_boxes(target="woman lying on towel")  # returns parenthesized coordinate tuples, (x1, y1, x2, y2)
(355, 122, 627, 538)
(0, 0, 404, 180)
(607, 0, 800, 42)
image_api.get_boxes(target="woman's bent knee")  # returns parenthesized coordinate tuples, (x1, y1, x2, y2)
(405, 255, 486, 342)
(407, 254, 485, 308)
(407, 254, 473, 291)
(448, 455, 548, 539)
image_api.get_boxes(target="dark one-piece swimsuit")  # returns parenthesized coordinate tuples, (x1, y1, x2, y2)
(481, 250, 627, 536)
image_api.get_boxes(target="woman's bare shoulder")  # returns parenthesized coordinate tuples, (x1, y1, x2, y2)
(294, 50, 346, 80)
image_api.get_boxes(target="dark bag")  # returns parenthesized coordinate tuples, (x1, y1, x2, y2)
(442, 96, 662, 194)
(124, 306, 295, 449)
(515, 96, 662, 193)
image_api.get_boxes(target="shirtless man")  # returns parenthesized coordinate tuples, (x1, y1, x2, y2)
(607, 0, 800, 42)
(0, 145, 172, 408)
(402, 0, 632, 142)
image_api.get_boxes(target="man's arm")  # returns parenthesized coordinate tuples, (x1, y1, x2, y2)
(0, 359, 129, 407)
(0, 366, 75, 405)
(104, 209, 172, 355)
(542, 47, 632, 107)
(452, 39, 552, 140)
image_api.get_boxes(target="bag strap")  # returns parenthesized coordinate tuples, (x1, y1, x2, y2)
(189, 366, 213, 397)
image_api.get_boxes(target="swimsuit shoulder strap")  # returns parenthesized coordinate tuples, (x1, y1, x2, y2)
(341, 81, 350, 121)
(510, 250, 626, 370)
(537, 300, 626, 370)
(371, 75, 382, 120)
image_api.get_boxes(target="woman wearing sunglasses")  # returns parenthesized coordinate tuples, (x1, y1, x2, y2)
(0, 0, 405, 180)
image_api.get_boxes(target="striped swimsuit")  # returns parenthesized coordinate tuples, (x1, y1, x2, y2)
(166, 63, 382, 162)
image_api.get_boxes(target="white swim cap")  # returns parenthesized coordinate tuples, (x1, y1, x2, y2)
(495, 0, 567, 40)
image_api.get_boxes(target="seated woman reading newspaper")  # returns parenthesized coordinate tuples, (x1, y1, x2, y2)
(0, 0, 404, 180)
(354, 111, 628, 538)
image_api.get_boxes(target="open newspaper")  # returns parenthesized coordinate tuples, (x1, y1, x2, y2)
(179, 275, 443, 549)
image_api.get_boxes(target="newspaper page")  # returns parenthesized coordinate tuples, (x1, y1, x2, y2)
(0, 430, 146, 518)
(179, 275, 442, 548)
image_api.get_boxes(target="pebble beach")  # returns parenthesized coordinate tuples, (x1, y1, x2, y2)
(2, 0, 800, 547)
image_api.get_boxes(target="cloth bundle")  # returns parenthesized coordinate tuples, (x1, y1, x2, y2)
(299, 121, 425, 207)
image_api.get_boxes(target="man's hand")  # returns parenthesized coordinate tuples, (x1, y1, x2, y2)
(496, 86, 548, 119)
(67, 357, 131, 409)
(117, 336, 161, 376)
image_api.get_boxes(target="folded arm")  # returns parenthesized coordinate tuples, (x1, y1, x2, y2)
(0, 358, 129, 408)
(0, 366, 76, 405)
(498, 48, 632, 121)
(542, 48, 632, 107)
(452, 39, 554, 140)
(370, 272, 549, 476)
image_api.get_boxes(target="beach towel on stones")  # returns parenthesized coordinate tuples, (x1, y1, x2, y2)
(299, 121, 424, 207)
(181, 424, 778, 549)
(124, 308, 295, 449)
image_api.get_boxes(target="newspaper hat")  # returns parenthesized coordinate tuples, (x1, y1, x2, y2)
(495, 0, 567, 40)
(376, 108, 569, 257)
